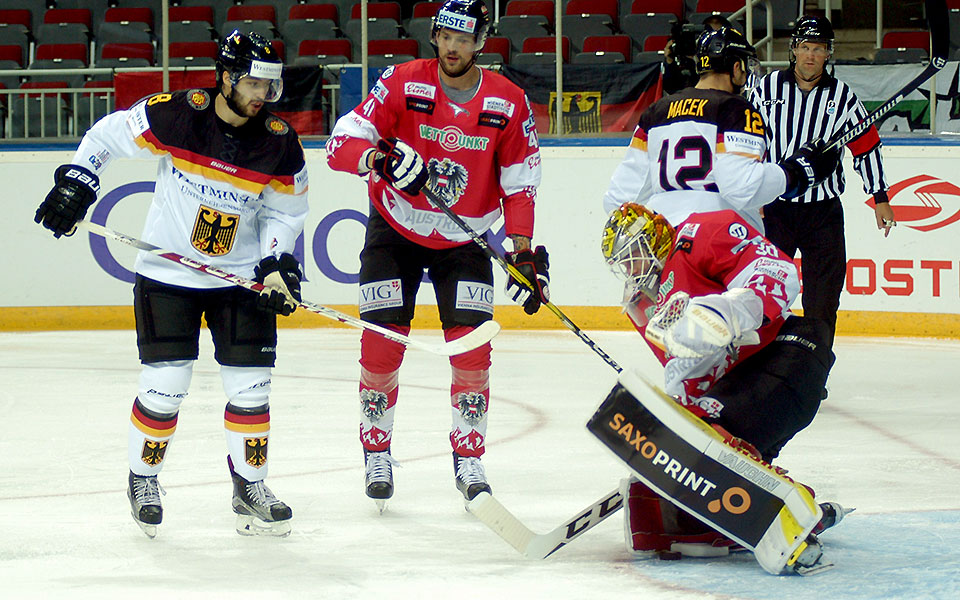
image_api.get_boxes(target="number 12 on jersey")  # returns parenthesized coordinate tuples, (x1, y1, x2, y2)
(658, 136, 713, 192)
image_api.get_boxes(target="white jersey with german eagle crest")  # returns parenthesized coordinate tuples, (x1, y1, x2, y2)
(70, 88, 309, 288)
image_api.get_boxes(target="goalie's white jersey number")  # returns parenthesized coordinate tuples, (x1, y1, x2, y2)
(658, 135, 713, 192)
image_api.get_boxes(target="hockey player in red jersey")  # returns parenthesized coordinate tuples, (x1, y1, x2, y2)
(600, 202, 845, 570)
(34, 31, 307, 538)
(326, 0, 548, 509)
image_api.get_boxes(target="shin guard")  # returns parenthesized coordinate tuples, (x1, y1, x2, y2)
(225, 403, 270, 482)
(448, 326, 492, 458)
(359, 326, 407, 452)
(128, 398, 178, 476)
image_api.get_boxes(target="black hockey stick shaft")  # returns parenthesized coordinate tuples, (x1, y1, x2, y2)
(79, 220, 500, 356)
(825, 0, 949, 152)
(420, 184, 624, 373)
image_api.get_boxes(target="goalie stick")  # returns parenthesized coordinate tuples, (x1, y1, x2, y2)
(419, 184, 624, 373)
(79, 220, 500, 356)
(467, 488, 623, 559)
(824, 0, 949, 152)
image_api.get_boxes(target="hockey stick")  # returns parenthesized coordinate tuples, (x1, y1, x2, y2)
(419, 185, 624, 373)
(824, 0, 949, 152)
(467, 488, 623, 559)
(79, 220, 500, 356)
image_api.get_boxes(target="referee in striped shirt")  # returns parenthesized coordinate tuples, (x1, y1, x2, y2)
(749, 15, 895, 348)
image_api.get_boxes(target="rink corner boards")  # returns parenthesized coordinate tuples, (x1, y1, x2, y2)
(4, 305, 960, 339)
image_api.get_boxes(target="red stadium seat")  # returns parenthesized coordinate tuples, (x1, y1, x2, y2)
(368, 38, 419, 58)
(227, 5, 277, 26)
(168, 6, 215, 24)
(104, 7, 154, 30)
(169, 41, 219, 59)
(482, 36, 511, 63)
(0, 43, 23, 66)
(522, 36, 570, 62)
(289, 3, 339, 25)
(582, 35, 632, 62)
(505, 1, 555, 26)
(566, 0, 618, 27)
(0, 9, 31, 30)
(35, 43, 88, 64)
(299, 38, 353, 62)
(696, 0, 746, 12)
(412, 2, 444, 20)
(43, 8, 92, 29)
(643, 34, 671, 52)
(881, 31, 930, 51)
(632, 0, 684, 17)
(351, 2, 402, 23)
(100, 42, 154, 64)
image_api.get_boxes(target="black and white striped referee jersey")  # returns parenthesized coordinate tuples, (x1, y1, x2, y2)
(748, 68, 888, 203)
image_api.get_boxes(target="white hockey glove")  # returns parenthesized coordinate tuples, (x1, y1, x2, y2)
(645, 289, 763, 359)
(254, 253, 302, 316)
(370, 137, 428, 194)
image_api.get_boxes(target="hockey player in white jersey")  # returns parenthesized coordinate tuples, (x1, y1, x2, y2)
(34, 31, 308, 538)
(602, 27, 842, 233)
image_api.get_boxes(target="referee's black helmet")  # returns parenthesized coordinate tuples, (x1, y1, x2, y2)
(695, 26, 757, 75)
(791, 15, 835, 55)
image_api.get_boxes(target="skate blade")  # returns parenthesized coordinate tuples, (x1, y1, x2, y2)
(374, 499, 388, 514)
(131, 513, 158, 539)
(235, 514, 292, 537)
(796, 561, 835, 576)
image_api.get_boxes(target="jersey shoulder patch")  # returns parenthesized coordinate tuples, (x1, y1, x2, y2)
(185, 89, 211, 111)
(265, 115, 290, 135)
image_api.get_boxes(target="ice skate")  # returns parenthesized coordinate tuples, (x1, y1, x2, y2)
(364, 449, 395, 513)
(127, 471, 164, 539)
(454, 453, 491, 503)
(230, 463, 292, 537)
(812, 501, 854, 535)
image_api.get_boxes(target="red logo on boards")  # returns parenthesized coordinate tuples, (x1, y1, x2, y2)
(867, 175, 960, 232)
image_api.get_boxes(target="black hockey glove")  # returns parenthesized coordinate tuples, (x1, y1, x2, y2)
(779, 139, 841, 199)
(371, 137, 428, 195)
(505, 246, 550, 315)
(35, 164, 100, 238)
(253, 253, 302, 316)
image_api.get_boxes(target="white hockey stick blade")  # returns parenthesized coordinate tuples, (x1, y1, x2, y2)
(467, 488, 623, 559)
(79, 221, 500, 356)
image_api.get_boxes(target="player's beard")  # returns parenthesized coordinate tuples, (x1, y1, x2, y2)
(225, 88, 263, 119)
(439, 52, 476, 79)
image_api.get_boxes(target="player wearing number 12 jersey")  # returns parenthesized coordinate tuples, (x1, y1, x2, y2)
(602, 27, 840, 234)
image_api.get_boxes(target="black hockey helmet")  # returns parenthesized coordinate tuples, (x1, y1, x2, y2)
(217, 30, 284, 102)
(791, 15, 835, 56)
(695, 26, 758, 75)
(431, 0, 490, 53)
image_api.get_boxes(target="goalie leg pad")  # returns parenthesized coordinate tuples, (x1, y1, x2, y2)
(701, 315, 833, 461)
(621, 477, 738, 557)
(587, 371, 823, 575)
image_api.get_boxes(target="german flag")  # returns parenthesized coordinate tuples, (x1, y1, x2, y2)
(502, 63, 663, 134)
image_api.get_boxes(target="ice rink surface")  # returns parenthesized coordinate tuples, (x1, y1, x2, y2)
(2, 327, 959, 599)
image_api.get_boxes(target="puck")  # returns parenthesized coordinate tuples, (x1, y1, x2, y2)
(659, 551, 682, 561)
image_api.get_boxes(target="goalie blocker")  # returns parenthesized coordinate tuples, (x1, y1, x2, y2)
(587, 370, 824, 575)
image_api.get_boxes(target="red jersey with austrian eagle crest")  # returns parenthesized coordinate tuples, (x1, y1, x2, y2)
(326, 59, 542, 249)
(70, 88, 309, 289)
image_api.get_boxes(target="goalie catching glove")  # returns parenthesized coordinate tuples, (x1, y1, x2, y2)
(35, 164, 100, 238)
(505, 246, 550, 315)
(368, 137, 428, 195)
(254, 253, 302, 316)
(645, 288, 763, 358)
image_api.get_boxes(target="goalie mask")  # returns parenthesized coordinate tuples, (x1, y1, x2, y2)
(217, 30, 284, 103)
(601, 203, 675, 305)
